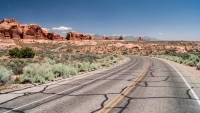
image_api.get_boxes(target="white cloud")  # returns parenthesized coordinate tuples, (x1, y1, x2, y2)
(61, 31, 67, 33)
(112, 34, 121, 36)
(42, 28, 50, 31)
(159, 33, 162, 34)
(87, 33, 94, 36)
(52, 26, 72, 30)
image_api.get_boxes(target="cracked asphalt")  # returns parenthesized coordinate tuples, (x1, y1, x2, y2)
(0, 56, 200, 113)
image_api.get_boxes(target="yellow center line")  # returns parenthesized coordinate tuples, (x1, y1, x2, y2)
(97, 59, 150, 113)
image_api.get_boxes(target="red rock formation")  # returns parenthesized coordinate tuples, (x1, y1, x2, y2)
(118, 36, 123, 40)
(66, 31, 94, 40)
(98, 36, 123, 40)
(0, 18, 63, 40)
(138, 37, 145, 42)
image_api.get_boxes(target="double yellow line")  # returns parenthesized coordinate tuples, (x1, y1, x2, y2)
(98, 59, 150, 113)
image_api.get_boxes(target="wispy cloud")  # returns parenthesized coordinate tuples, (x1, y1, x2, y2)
(52, 26, 72, 30)
(42, 28, 50, 31)
(159, 33, 162, 34)
(61, 31, 67, 33)
(86, 33, 94, 36)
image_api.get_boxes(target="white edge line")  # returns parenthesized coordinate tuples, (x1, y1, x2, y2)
(3, 58, 136, 113)
(155, 58, 200, 106)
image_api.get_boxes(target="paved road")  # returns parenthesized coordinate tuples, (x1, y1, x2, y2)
(0, 56, 200, 113)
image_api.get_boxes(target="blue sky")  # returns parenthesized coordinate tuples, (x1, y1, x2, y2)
(0, 0, 200, 41)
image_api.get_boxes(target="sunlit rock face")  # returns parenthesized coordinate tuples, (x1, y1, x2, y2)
(66, 31, 94, 40)
(0, 18, 63, 40)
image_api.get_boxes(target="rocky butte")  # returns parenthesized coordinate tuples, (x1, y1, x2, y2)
(98, 36, 123, 40)
(66, 31, 94, 40)
(66, 32, 123, 40)
(0, 18, 63, 40)
(138, 37, 145, 42)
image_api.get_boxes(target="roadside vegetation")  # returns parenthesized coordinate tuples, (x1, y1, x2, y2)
(149, 53, 200, 70)
(0, 48, 125, 85)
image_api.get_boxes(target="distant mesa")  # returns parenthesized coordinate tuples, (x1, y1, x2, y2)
(0, 18, 63, 41)
(66, 31, 94, 40)
(98, 36, 123, 40)
(138, 36, 145, 42)
(66, 31, 123, 40)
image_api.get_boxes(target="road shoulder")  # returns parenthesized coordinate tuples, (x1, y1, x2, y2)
(0, 57, 130, 103)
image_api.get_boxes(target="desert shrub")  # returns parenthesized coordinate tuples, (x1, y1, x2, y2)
(21, 63, 38, 83)
(185, 60, 196, 66)
(8, 47, 35, 58)
(112, 57, 119, 63)
(90, 63, 101, 70)
(183, 54, 199, 66)
(119, 55, 125, 60)
(44, 57, 56, 65)
(20, 47, 35, 58)
(172, 56, 183, 64)
(80, 62, 91, 72)
(22, 63, 54, 83)
(0, 58, 35, 75)
(68, 67, 78, 76)
(52, 63, 78, 77)
(52, 63, 70, 77)
(22, 59, 79, 83)
(150, 53, 200, 68)
(123, 52, 127, 55)
(102, 60, 109, 67)
(0, 66, 13, 84)
(14, 77, 21, 84)
(197, 61, 200, 70)
(8, 47, 21, 58)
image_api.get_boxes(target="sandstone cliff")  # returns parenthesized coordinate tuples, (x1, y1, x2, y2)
(0, 18, 63, 40)
(66, 31, 94, 40)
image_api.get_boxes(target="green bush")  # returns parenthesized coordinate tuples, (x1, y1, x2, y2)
(123, 52, 127, 55)
(44, 57, 56, 65)
(90, 63, 101, 70)
(80, 62, 91, 72)
(8, 47, 21, 58)
(186, 60, 196, 66)
(22, 63, 54, 83)
(68, 67, 78, 76)
(20, 47, 35, 58)
(52, 63, 70, 77)
(14, 77, 21, 84)
(196, 61, 200, 70)
(18, 53, 123, 83)
(8, 47, 35, 58)
(102, 60, 110, 67)
(0, 66, 13, 84)
(22, 59, 79, 83)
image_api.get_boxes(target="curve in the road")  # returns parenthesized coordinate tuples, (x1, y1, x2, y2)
(2, 57, 137, 113)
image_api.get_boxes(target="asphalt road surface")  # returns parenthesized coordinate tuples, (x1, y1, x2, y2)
(0, 56, 200, 113)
